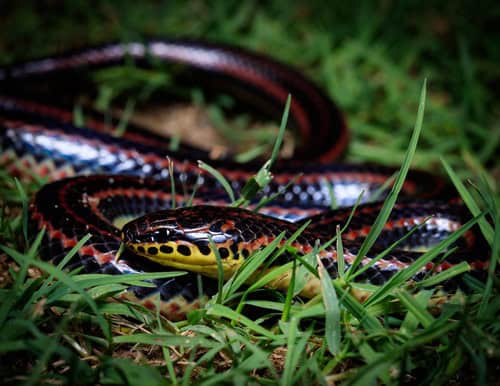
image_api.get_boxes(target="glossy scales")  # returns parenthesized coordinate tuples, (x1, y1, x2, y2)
(0, 39, 490, 318)
(1, 39, 448, 209)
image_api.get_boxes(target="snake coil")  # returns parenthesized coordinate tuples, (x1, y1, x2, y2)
(0, 40, 489, 319)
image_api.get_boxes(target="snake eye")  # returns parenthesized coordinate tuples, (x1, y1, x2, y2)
(137, 222, 148, 233)
(122, 226, 137, 243)
(158, 228, 170, 236)
(151, 228, 170, 242)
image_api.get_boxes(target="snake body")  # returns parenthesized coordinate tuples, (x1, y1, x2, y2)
(122, 204, 487, 297)
(0, 40, 488, 319)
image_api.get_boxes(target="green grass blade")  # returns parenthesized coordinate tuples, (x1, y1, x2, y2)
(71, 271, 187, 287)
(318, 256, 341, 355)
(281, 257, 297, 322)
(168, 157, 176, 209)
(269, 94, 291, 167)
(113, 333, 212, 347)
(395, 289, 434, 328)
(346, 79, 427, 279)
(332, 282, 383, 333)
(13, 178, 29, 247)
(365, 212, 484, 307)
(198, 161, 235, 202)
(441, 157, 494, 245)
(350, 218, 433, 280)
(416, 261, 470, 288)
(281, 317, 311, 386)
(206, 304, 276, 339)
(233, 94, 291, 207)
(208, 235, 225, 304)
(336, 225, 345, 278)
(0, 244, 112, 341)
(224, 232, 286, 300)
(24, 233, 92, 310)
(476, 176, 499, 316)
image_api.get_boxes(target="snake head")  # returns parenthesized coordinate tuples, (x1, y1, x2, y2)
(121, 205, 258, 278)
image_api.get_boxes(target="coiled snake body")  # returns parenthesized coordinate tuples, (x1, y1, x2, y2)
(0, 40, 488, 319)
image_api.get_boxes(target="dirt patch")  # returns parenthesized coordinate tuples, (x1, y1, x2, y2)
(130, 103, 225, 152)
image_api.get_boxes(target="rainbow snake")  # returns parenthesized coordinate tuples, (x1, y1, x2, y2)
(0, 40, 489, 319)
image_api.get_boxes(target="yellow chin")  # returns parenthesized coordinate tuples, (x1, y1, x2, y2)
(126, 241, 244, 279)
(125, 241, 336, 299)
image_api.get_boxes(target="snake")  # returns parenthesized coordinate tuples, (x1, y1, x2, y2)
(0, 40, 489, 320)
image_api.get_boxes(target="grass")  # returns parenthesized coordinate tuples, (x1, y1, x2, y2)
(0, 2, 499, 385)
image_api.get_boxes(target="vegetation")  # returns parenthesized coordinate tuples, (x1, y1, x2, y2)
(0, 2, 498, 385)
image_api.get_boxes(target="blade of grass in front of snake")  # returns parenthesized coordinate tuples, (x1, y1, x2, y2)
(114, 242, 126, 263)
(206, 303, 277, 340)
(323, 177, 338, 209)
(234, 95, 291, 207)
(346, 79, 427, 280)
(253, 174, 302, 212)
(233, 262, 294, 315)
(441, 157, 494, 245)
(167, 157, 176, 209)
(265, 220, 311, 267)
(71, 271, 187, 288)
(350, 217, 432, 281)
(246, 262, 295, 295)
(234, 143, 269, 163)
(336, 225, 345, 279)
(332, 281, 383, 332)
(367, 172, 396, 203)
(399, 290, 434, 334)
(226, 220, 311, 300)
(232, 222, 312, 313)
(395, 289, 435, 328)
(294, 243, 321, 297)
(198, 160, 235, 202)
(281, 257, 297, 322)
(72, 103, 85, 127)
(228, 221, 313, 314)
(365, 212, 484, 307)
(185, 173, 202, 207)
(416, 261, 470, 288)
(318, 254, 341, 355)
(474, 174, 499, 317)
(113, 332, 213, 347)
(168, 133, 181, 152)
(208, 234, 225, 305)
(269, 93, 291, 168)
(223, 231, 286, 300)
